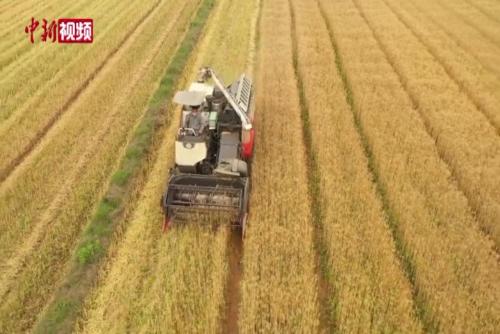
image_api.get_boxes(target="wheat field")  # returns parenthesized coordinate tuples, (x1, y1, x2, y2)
(0, 0, 499, 332)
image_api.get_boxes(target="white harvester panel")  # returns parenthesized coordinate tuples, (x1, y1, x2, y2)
(175, 141, 207, 166)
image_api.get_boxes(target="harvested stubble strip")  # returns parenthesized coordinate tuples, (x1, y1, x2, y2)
(382, 0, 500, 133)
(0, 0, 199, 332)
(355, 0, 500, 249)
(0, 1, 148, 188)
(78, 0, 261, 331)
(0, 0, 121, 115)
(290, 0, 421, 332)
(434, 0, 500, 46)
(34, 0, 214, 331)
(320, 0, 500, 332)
(78, 123, 227, 334)
(0, 0, 95, 71)
(0, 0, 159, 267)
(0, 0, 62, 43)
(411, 0, 500, 78)
(239, 0, 320, 332)
(0, 0, 139, 162)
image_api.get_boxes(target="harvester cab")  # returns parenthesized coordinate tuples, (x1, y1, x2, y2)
(162, 67, 255, 237)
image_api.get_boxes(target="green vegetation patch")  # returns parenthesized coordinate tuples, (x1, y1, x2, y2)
(33, 0, 215, 332)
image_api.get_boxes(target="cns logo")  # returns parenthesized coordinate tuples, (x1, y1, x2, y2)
(24, 18, 93, 44)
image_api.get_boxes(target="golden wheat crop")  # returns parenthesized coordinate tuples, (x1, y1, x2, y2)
(357, 0, 500, 250)
(382, 0, 500, 133)
(434, 0, 500, 46)
(290, 0, 421, 331)
(0, 0, 114, 122)
(238, 0, 321, 332)
(320, 0, 500, 331)
(0, 0, 82, 69)
(413, 0, 500, 78)
(0, 0, 151, 179)
(78, 0, 258, 332)
(0, 0, 199, 331)
(1, 0, 500, 331)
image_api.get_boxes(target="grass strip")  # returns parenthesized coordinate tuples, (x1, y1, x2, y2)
(33, 0, 214, 332)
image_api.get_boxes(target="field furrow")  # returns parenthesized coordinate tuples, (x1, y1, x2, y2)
(0, 0, 125, 121)
(412, 0, 500, 78)
(0, 0, 56, 36)
(0, 0, 90, 70)
(239, 0, 320, 332)
(77, 0, 259, 332)
(1, 0, 499, 331)
(434, 0, 500, 46)
(381, 0, 500, 134)
(0, 0, 200, 331)
(0, 0, 151, 183)
(354, 0, 500, 249)
(320, 0, 500, 332)
(0, 2, 161, 188)
(0, 0, 160, 264)
(290, 0, 422, 331)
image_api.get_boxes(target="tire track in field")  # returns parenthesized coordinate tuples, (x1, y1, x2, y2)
(217, 0, 262, 331)
(0, 0, 186, 300)
(0, 0, 161, 186)
(351, 0, 499, 250)
(288, 0, 333, 331)
(222, 230, 243, 334)
(316, 0, 436, 331)
(381, 0, 500, 137)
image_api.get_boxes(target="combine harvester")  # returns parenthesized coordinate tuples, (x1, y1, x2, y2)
(162, 67, 255, 237)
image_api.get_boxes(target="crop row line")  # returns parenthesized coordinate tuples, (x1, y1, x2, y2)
(381, 0, 500, 136)
(317, 0, 437, 331)
(411, 0, 500, 79)
(435, 0, 500, 46)
(462, 0, 500, 24)
(0, 0, 161, 185)
(32, 0, 214, 332)
(288, 0, 335, 331)
(354, 0, 500, 249)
